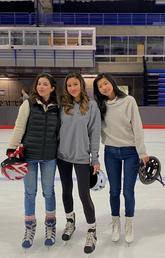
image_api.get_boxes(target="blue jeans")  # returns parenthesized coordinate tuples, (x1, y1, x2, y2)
(24, 159, 56, 216)
(104, 146, 139, 217)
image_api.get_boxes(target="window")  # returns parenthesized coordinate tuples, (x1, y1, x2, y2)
(67, 31, 79, 46)
(147, 36, 164, 55)
(39, 31, 51, 46)
(129, 36, 145, 55)
(96, 36, 110, 55)
(53, 31, 65, 46)
(11, 31, 23, 45)
(111, 36, 128, 55)
(81, 31, 93, 46)
(24, 31, 37, 45)
(0, 31, 9, 45)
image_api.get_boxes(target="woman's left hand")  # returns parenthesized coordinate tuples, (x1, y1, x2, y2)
(93, 164, 100, 174)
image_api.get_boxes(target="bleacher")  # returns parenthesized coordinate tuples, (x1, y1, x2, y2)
(145, 69, 165, 106)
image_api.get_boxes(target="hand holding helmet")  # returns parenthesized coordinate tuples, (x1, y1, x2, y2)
(6, 148, 16, 158)
(140, 155, 149, 166)
(93, 163, 101, 174)
(139, 156, 164, 186)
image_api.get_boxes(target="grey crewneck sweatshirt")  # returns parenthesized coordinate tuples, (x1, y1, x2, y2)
(58, 99, 101, 165)
(101, 95, 147, 158)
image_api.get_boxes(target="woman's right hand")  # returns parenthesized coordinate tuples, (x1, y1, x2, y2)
(6, 149, 16, 158)
(141, 155, 149, 166)
(93, 163, 100, 174)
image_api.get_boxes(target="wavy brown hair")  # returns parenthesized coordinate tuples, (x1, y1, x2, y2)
(62, 72, 89, 115)
(29, 73, 58, 105)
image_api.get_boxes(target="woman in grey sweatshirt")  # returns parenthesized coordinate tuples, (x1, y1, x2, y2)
(93, 73, 149, 244)
(57, 72, 101, 254)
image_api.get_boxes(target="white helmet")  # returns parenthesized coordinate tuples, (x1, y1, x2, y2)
(90, 167, 107, 191)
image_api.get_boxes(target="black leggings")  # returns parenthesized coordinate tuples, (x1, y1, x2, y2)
(57, 159, 96, 224)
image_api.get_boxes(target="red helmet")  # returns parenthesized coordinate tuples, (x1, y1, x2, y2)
(1, 146, 28, 180)
(1, 157, 28, 180)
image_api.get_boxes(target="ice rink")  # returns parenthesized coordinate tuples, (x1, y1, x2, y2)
(0, 129, 165, 258)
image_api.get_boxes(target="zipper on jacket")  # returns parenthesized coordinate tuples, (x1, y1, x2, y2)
(42, 111, 48, 159)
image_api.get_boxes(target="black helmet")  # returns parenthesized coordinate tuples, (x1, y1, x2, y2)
(139, 156, 164, 186)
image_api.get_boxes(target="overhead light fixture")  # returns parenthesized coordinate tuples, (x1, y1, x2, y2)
(0, 90, 5, 96)
(0, 77, 9, 80)
(82, 74, 97, 78)
(155, 0, 165, 4)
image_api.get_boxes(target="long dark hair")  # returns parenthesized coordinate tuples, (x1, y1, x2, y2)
(61, 72, 89, 115)
(93, 73, 126, 120)
(30, 73, 58, 105)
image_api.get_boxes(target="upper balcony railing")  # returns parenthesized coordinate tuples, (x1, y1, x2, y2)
(1, 12, 165, 26)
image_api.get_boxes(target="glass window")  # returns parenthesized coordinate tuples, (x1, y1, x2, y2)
(67, 31, 79, 46)
(11, 31, 23, 45)
(129, 36, 145, 55)
(39, 31, 51, 46)
(81, 31, 93, 46)
(147, 36, 164, 55)
(24, 31, 37, 45)
(96, 36, 110, 55)
(53, 31, 65, 46)
(111, 36, 128, 55)
(0, 31, 9, 45)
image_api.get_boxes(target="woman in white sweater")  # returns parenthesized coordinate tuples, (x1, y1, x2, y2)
(93, 73, 149, 244)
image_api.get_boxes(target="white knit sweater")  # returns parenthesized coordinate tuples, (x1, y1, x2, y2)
(101, 95, 147, 158)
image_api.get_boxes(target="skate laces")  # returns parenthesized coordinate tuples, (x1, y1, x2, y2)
(24, 223, 36, 243)
(112, 218, 120, 232)
(64, 219, 74, 235)
(85, 229, 96, 247)
(45, 221, 56, 239)
(125, 220, 132, 235)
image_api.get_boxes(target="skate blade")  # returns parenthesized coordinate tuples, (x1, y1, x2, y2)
(45, 242, 55, 250)
(62, 241, 68, 247)
(112, 239, 120, 245)
(84, 250, 96, 257)
(22, 248, 31, 255)
(125, 241, 133, 247)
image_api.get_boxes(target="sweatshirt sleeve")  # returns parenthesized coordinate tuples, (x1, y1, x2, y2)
(87, 101, 101, 165)
(8, 100, 30, 149)
(130, 97, 147, 158)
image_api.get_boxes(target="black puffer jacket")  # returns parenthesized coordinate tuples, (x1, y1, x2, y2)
(22, 100, 60, 160)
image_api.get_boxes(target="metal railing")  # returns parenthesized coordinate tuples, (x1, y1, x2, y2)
(95, 55, 165, 63)
(1, 12, 165, 26)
